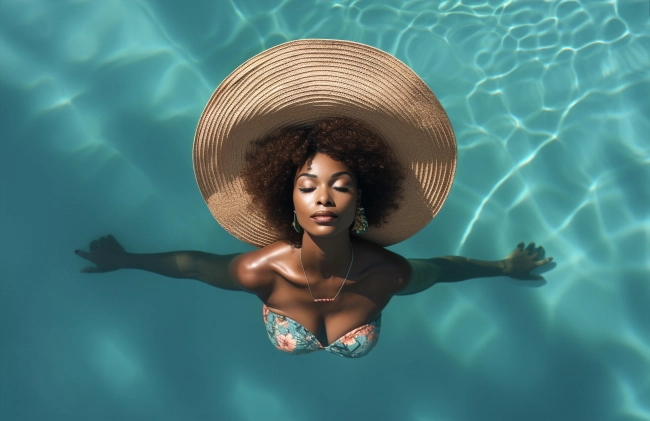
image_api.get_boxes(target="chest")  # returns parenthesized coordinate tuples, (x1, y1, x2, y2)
(263, 276, 392, 346)
(263, 304, 382, 357)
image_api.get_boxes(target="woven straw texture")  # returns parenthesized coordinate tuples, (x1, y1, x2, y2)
(193, 39, 456, 247)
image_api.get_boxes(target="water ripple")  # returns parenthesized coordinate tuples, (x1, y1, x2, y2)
(1, 0, 649, 418)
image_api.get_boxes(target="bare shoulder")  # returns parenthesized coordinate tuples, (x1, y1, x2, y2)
(353, 238, 412, 294)
(230, 241, 293, 295)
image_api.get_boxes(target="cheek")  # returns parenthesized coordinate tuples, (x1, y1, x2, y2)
(342, 198, 358, 220)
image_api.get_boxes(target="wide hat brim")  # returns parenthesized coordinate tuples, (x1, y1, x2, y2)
(194, 39, 456, 248)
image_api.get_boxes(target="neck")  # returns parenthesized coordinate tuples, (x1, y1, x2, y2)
(300, 231, 353, 279)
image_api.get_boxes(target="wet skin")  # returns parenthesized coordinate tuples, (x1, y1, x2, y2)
(75, 152, 554, 347)
(230, 153, 410, 346)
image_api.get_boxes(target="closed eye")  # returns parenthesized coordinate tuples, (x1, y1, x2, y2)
(298, 186, 352, 193)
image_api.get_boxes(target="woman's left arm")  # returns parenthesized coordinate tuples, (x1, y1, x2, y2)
(395, 242, 553, 296)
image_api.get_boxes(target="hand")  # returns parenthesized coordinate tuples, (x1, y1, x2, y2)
(75, 235, 127, 273)
(503, 242, 553, 280)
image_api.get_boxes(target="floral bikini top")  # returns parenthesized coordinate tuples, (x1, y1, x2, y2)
(263, 304, 381, 358)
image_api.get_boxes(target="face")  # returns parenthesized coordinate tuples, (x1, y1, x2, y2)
(293, 153, 359, 238)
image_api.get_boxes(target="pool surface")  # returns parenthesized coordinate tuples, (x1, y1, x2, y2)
(1, 1, 649, 420)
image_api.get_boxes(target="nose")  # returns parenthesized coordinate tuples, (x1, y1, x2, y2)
(316, 188, 334, 206)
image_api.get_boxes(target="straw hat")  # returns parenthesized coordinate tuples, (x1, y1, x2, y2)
(193, 39, 456, 248)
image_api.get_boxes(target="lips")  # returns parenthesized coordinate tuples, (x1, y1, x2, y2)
(310, 211, 338, 223)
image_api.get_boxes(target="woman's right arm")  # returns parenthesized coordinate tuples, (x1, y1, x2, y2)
(75, 235, 255, 292)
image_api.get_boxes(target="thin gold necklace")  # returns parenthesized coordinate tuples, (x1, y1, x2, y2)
(300, 244, 354, 302)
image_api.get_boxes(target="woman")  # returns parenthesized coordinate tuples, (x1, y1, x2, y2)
(75, 40, 553, 358)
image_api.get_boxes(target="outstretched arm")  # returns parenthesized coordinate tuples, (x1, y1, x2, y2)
(75, 235, 247, 291)
(396, 242, 553, 296)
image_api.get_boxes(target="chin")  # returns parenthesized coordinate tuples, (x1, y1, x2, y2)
(307, 226, 349, 238)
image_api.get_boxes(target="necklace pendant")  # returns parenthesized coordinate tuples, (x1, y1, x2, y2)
(301, 245, 354, 305)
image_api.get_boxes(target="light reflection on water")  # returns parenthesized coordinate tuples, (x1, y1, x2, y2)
(1, 0, 648, 420)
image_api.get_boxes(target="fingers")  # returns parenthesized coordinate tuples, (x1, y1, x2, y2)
(531, 246, 545, 260)
(88, 235, 112, 252)
(75, 250, 91, 260)
(535, 256, 553, 266)
(522, 242, 547, 260)
(77, 236, 115, 274)
(75, 250, 99, 272)
(99, 236, 111, 248)
(516, 241, 525, 251)
(106, 234, 125, 252)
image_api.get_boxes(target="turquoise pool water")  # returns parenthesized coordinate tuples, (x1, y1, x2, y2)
(1, 0, 648, 420)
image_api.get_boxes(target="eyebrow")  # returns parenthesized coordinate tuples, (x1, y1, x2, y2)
(296, 171, 354, 180)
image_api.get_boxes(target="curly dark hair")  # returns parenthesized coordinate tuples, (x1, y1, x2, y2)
(241, 117, 405, 246)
